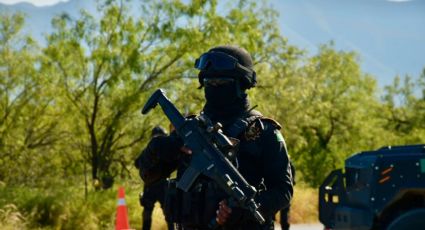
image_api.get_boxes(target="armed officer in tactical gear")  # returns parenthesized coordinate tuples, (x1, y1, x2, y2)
(137, 45, 293, 230)
(135, 126, 174, 230)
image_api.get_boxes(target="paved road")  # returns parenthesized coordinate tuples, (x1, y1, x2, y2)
(274, 223, 323, 230)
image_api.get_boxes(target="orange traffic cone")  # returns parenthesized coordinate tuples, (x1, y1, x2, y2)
(115, 186, 130, 230)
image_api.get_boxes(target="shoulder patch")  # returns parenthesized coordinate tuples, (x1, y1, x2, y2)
(244, 119, 262, 141)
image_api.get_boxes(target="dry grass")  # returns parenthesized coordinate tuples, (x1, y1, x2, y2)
(0, 184, 318, 229)
(0, 204, 28, 230)
(140, 186, 319, 229)
(129, 203, 168, 230)
(287, 185, 319, 224)
(151, 203, 168, 230)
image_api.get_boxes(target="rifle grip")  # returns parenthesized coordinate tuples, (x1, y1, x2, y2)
(176, 166, 201, 192)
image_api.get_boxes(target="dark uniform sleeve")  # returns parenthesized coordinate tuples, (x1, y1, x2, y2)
(256, 120, 293, 218)
(136, 132, 183, 186)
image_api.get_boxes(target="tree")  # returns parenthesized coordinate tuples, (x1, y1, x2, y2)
(381, 69, 425, 144)
(0, 14, 63, 185)
(40, 0, 300, 188)
(254, 44, 383, 186)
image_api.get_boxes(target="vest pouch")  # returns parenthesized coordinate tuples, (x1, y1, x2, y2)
(164, 178, 208, 226)
(165, 178, 228, 227)
(202, 181, 226, 224)
(164, 179, 182, 223)
(180, 182, 204, 225)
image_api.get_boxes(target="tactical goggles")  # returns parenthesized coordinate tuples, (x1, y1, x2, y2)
(194, 51, 253, 75)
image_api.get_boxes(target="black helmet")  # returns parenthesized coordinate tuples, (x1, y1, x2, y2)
(195, 45, 257, 90)
(151, 125, 167, 137)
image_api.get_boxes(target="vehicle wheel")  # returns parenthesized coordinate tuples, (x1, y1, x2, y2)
(387, 208, 425, 230)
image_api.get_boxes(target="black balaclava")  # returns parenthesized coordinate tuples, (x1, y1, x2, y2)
(199, 45, 254, 125)
(203, 79, 249, 125)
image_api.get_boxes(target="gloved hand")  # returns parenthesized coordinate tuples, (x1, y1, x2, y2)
(146, 131, 184, 162)
(137, 131, 184, 185)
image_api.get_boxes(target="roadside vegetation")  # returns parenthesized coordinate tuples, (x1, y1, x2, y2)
(0, 0, 423, 229)
(0, 182, 319, 229)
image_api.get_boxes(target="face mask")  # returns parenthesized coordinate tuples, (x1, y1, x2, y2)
(204, 79, 239, 107)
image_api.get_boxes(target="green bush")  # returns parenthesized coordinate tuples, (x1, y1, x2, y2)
(0, 183, 121, 230)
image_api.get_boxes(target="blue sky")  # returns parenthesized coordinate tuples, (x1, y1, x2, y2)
(270, 0, 425, 87)
(1, 0, 424, 89)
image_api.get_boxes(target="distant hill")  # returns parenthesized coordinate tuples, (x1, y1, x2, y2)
(0, 0, 96, 43)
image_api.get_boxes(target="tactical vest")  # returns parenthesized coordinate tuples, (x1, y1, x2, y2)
(163, 110, 281, 229)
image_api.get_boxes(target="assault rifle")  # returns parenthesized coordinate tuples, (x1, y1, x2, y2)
(142, 89, 265, 225)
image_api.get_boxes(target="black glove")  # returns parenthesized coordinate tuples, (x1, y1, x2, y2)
(137, 132, 182, 185)
(147, 131, 183, 162)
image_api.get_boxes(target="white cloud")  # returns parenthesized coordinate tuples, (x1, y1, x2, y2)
(0, 0, 68, 6)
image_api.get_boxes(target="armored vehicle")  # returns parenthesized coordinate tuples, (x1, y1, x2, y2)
(319, 144, 425, 230)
